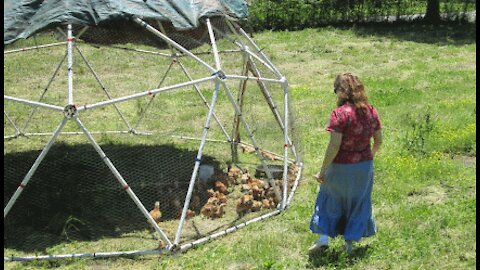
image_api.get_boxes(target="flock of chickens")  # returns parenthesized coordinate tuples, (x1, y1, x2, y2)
(149, 163, 299, 226)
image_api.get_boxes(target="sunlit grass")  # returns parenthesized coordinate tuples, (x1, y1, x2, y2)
(4, 22, 476, 269)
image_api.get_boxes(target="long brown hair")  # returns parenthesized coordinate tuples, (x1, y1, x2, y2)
(334, 73, 369, 114)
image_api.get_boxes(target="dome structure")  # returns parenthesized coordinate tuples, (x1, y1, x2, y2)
(4, 0, 303, 261)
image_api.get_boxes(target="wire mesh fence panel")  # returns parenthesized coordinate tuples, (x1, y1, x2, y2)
(4, 16, 302, 261)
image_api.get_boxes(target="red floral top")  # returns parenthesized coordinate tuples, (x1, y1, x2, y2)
(326, 103, 382, 164)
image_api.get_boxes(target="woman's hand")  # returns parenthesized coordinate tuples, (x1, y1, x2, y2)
(314, 171, 326, 184)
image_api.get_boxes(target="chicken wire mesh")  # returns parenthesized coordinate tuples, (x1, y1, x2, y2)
(4, 17, 302, 260)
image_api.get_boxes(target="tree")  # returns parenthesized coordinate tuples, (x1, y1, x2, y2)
(424, 0, 441, 22)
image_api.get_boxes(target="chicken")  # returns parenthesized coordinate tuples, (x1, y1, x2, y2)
(248, 183, 265, 200)
(240, 144, 256, 154)
(240, 172, 251, 184)
(201, 204, 215, 217)
(215, 180, 228, 194)
(207, 196, 220, 205)
(206, 188, 227, 204)
(157, 240, 166, 250)
(251, 200, 263, 212)
(261, 151, 277, 161)
(201, 202, 226, 219)
(262, 198, 277, 209)
(186, 209, 196, 219)
(236, 194, 254, 216)
(241, 183, 251, 193)
(149, 201, 162, 224)
(227, 166, 242, 185)
(216, 191, 228, 204)
(149, 201, 162, 233)
(212, 203, 226, 218)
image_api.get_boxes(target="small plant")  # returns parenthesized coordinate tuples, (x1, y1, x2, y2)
(403, 112, 436, 156)
(61, 215, 86, 242)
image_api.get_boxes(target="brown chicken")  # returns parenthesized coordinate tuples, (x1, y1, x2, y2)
(215, 180, 228, 194)
(149, 201, 162, 233)
(240, 144, 256, 154)
(251, 200, 263, 212)
(186, 209, 196, 219)
(157, 240, 166, 250)
(149, 201, 162, 224)
(240, 172, 251, 184)
(262, 198, 277, 209)
(206, 188, 227, 204)
(249, 184, 265, 200)
(201, 204, 215, 217)
(236, 194, 254, 216)
(261, 151, 277, 161)
(216, 192, 228, 204)
(227, 166, 242, 179)
(212, 203, 226, 218)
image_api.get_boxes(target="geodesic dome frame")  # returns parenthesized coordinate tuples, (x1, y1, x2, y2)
(4, 1, 303, 262)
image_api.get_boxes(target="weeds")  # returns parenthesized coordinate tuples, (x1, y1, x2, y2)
(403, 111, 436, 156)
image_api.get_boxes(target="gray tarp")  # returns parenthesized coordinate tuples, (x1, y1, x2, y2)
(4, 0, 248, 45)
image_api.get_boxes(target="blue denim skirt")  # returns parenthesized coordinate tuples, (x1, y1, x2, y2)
(310, 160, 376, 241)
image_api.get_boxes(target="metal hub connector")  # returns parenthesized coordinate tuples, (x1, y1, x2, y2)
(63, 104, 77, 118)
(215, 70, 226, 80)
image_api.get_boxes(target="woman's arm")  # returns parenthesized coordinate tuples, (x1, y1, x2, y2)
(372, 129, 382, 157)
(315, 131, 342, 183)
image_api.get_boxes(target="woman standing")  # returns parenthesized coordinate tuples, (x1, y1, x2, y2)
(309, 73, 383, 255)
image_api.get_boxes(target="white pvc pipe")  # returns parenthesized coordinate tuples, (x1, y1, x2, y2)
(77, 75, 216, 112)
(180, 209, 281, 252)
(174, 80, 221, 245)
(22, 52, 68, 132)
(3, 42, 67, 55)
(4, 95, 64, 112)
(176, 61, 232, 142)
(4, 111, 21, 136)
(133, 61, 175, 131)
(4, 117, 69, 218)
(286, 162, 303, 207)
(20, 130, 148, 136)
(225, 75, 283, 84)
(231, 51, 249, 164)
(74, 116, 172, 247)
(206, 18, 222, 71)
(281, 78, 289, 210)
(210, 24, 281, 79)
(4, 249, 168, 262)
(67, 24, 74, 105)
(74, 45, 133, 131)
(110, 46, 172, 57)
(248, 58, 299, 163)
(133, 17, 216, 74)
(220, 81, 282, 203)
(233, 22, 284, 78)
(172, 135, 231, 143)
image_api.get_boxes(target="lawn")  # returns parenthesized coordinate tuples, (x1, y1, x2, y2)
(4, 22, 476, 269)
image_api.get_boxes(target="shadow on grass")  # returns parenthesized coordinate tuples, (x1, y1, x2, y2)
(326, 21, 476, 46)
(4, 142, 223, 253)
(307, 244, 372, 268)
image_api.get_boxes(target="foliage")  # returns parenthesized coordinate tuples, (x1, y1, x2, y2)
(246, 0, 476, 31)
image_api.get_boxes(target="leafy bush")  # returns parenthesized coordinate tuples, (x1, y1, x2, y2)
(246, 0, 476, 31)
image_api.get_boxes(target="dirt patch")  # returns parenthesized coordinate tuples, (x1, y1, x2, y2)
(407, 186, 448, 205)
(454, 155, 476, 167)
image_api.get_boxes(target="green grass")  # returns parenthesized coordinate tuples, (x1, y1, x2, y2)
(4, 22, 476, 269)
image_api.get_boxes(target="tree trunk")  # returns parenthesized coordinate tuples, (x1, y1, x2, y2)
(424, 0, 441, 22)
